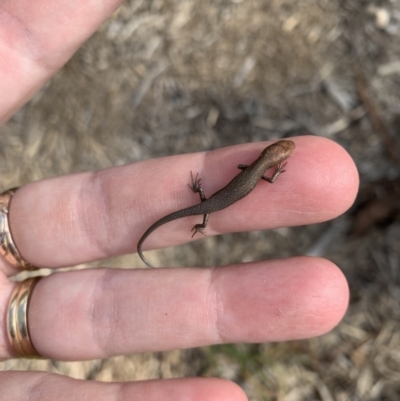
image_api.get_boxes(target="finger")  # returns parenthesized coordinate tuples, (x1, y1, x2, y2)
(0, 372, 246, 401)
(1, 257, 348, 360)
(8, 135, 358, 269)
(0, 0, 123, 122)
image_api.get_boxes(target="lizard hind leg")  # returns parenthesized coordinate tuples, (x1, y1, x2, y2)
(188, 171, 207, 202)
(191, 212, 209, 238)
(191, 224, 206, 238)
(188, 171, 210, 238)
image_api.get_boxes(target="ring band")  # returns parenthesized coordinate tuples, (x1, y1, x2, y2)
(0, 188, 38, 270)
(7, 277, 43, 359)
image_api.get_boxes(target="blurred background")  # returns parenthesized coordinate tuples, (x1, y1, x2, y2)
(1, 0, 400, 399)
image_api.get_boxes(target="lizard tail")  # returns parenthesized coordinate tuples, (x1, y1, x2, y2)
(136, 205, 203, 267)
(137, 235, 155, 267)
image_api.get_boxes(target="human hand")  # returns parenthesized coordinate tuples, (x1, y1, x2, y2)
(0, 1, 359, 400)
(1, 135, 357, 399)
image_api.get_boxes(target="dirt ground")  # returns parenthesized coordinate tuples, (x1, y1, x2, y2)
(1, 0, 400, 400)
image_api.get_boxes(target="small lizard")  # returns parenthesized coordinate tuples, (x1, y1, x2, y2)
(137, 140, 295, 267)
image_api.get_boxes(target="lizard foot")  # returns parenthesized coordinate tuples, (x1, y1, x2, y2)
(191, 224, 206, 238)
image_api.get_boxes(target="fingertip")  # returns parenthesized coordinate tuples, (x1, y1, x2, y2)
(288, 135, 359, 222)
(214, 256, 349, 342)
(299, 256, 349, 336)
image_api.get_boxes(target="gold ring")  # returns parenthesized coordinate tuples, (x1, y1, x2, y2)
(7, 277, 43, 359)
(0, 188, 38, 270)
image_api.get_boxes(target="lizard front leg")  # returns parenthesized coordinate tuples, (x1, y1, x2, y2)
(238, 162, 287, 183)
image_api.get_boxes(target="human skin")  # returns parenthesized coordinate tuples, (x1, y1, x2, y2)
(0, 1, 359, 400)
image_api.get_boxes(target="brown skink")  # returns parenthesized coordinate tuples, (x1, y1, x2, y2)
(137, 140, 295, 267)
